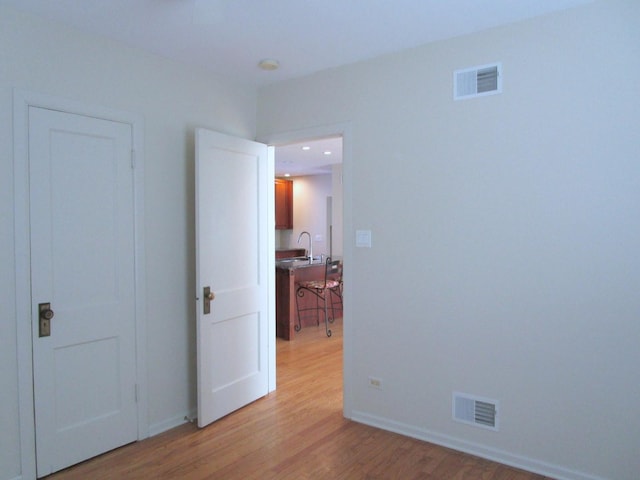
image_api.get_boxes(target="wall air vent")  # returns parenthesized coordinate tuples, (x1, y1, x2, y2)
(452, 392, 499, 431)
(454, 63, 502, 100)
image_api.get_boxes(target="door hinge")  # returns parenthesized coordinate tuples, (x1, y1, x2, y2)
(131, 149, 136, 169)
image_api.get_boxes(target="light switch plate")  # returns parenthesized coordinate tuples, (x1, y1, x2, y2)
(355, 229, 372, 248)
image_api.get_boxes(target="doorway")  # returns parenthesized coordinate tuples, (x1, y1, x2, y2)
(13, 90, 148, 478)
(271, 130, 348, 414)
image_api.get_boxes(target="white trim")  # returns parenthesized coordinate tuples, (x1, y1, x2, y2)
(12, 89, 148, 479)
(13, 91, 36, 480)
(350, 410, 606, 480)
(266, 146, 276, 393)
(258, 121, 354, 419)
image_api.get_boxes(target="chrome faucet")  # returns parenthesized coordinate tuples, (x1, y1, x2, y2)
(297, 231, 313, 264)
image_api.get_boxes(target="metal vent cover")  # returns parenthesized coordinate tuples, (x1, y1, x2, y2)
(452, 392, 499, 431)
(454, 63, 502, 100)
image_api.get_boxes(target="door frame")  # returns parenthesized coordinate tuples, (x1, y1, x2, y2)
(259, 122, 354, 419)
(13, 90, 148, 479)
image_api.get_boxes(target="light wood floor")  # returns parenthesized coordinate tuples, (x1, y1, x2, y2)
(48, 320, 551, 479)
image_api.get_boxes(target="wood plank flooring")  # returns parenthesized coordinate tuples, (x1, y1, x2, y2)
(48, 321, 552, 479)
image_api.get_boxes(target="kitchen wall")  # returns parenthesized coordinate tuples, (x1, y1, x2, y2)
(0, 7, 256, 479)
(257, 1, 640, 479)
(277, 174, 333, 256)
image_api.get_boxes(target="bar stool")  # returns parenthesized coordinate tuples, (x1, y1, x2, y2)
(295, 257, 342, 337)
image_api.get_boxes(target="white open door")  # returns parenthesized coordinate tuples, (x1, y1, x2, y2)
(195, 128, 271, 427)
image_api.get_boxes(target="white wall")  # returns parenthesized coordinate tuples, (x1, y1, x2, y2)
(258, 1, 640, 479)
(0, 7, 256, 479)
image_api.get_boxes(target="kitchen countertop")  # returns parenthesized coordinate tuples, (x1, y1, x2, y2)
(275, 257, 323, 270)
(275, 256, 343, 270)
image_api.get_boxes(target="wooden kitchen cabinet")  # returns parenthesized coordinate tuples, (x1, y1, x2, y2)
(275, 178, 293, 230)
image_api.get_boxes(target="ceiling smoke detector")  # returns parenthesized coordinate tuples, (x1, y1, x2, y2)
(258, 59, 279, 71)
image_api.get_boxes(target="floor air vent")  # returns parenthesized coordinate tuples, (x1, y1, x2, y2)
(454, 62, 502, 100)
(452, 392, 499, 431)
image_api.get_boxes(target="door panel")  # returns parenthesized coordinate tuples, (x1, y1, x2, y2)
(195, 129, 270, 428)
(29, 107, 138, 476)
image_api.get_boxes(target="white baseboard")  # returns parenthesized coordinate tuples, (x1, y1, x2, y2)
(350, 410, 607, 480)
(148, 409, 197, 437)
(5, 414, 196, 480)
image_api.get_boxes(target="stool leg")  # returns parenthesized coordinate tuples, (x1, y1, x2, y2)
(323, 288, 332, 337)
(328, 288, 336, 323)
(294, 288, 303, 332)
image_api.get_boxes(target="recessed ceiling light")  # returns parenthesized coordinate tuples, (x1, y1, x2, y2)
(323, 151, 332, 155)
(284, 173, 291, 177)
(258, 59, 279, 71)
(301, 146, 311, 151)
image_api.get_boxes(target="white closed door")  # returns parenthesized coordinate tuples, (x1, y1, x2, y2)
(29, 107, 138, 476)
(195, 128, 270, 427)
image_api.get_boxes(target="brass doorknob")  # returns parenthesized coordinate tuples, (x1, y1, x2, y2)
(203, 286, 215, 315)
(40, 306, 55, 321)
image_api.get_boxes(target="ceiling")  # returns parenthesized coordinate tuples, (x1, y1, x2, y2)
(3, 0, 593, 88)
(3, 0, 592, 176)
(275, 137, 342, 177)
